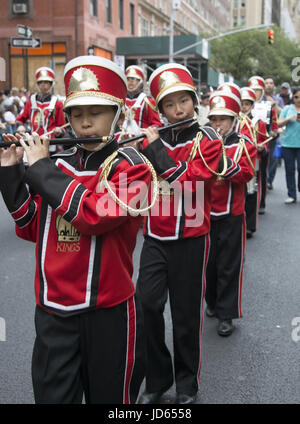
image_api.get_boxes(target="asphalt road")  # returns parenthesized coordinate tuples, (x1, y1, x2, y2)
(0, 164, 299, 404)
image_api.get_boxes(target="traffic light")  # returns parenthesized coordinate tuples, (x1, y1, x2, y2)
(268, 29, 274, 45)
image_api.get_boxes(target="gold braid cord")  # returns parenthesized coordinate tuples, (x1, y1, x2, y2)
(188, 131, 228, 177)
(98, 151, 159, 216)
(254, 123, 272, 146)
(236, 138, 256, 172)
(239, 114, 257, 146)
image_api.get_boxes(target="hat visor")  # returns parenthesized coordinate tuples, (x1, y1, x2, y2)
(63, 95, 118, 112)
(157, 84, 195, 105)
(37, 78, 54, 83)
(241, 97, 255, 103)
(208, 109, 237, 118)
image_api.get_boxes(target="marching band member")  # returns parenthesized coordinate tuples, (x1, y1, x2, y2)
(248, 76, 279, 215)
(123, 65, 162, 136)
(240, 87, 268, 238)
(136, 63, 231, 404)
(16, 66, 66, 153)
(205, 90, 257, 337)
(0, 56, 155, 404)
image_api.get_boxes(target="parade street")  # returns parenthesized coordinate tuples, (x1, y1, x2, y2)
(0, 164, 299, 404)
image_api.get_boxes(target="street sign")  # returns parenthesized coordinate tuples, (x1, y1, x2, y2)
(17, 24, 33, 39)
(11, 37, 41, 49)
(114, 55, 125, 70)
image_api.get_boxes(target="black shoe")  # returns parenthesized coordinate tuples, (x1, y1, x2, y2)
(267, 183, 273, 190)
(206, 306, 216, 317)
(258, 207, 265, 215)
(176, 393, 196, 404)
(217, 319, 235, 337)
(137, 389, 167, 404)
(246, 230, 253, 239)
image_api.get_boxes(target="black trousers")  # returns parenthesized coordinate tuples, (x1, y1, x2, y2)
(205, 214, 245, 320)
(136, 235, 209, 397)
(245, 191, 258, 232)
(32, 297, 145, 404)
(260, 151, 269, 209)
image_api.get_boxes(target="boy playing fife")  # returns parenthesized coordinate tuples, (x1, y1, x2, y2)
(0, 56, 154, 404)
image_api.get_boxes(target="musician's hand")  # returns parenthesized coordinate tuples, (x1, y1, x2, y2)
(19, 132, 50, 166)
(270, 130, 278, 138)
(257, 143, 265, 152)
(53, 126, 63, 137)
(120, 132, 143, 148)
(0, 133, 24, 166)
(141, 126, 159, 144)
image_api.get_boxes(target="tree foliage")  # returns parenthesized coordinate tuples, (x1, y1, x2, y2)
(210, 25, 300, 87)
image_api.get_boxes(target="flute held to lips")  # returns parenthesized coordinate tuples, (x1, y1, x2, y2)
(0, 117, 197, 149)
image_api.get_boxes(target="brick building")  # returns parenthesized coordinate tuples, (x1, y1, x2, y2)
(0, 0, 138, 94)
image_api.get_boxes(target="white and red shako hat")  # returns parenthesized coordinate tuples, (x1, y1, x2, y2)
(63, 56, 127, 111)
(208, 90, 241, 118)
(240, 87, 256, 103)
(148, 63, 196, 106)
(248, 76, 265, 90)
(217, 82, 241, 100)
(125, 65, 145, 82)
(35, 67, 55, 83)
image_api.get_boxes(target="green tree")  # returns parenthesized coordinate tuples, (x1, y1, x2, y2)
(210, 25, 300, 87)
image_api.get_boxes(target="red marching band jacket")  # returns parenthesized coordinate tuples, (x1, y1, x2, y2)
(141, 122, 240, 240)
(210, 129, 257, 219)
(125, 92, 163, 129)
(0, 141, 152, 317)
(16, 93, 66, 137)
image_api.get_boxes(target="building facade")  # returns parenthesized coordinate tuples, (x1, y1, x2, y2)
(138, 0, 231, 38)
(0, 0, 138, 93)
(231, 0, 264, 27)
(284, 0, 300, 41)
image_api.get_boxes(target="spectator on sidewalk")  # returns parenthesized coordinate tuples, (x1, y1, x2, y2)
(279, 82, 292, 107)
(278, 87, 300, 204)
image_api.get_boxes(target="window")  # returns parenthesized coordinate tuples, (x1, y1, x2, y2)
(141, 18, 149, 36)
(233, 0, 238, 8)
(241, 0, 246, 7)
(89, 0, 97, 17)
(106, 0, 112, 23)
(12, 0, 29, 15)
(130, 3, 135, 35)
(240, 15, 245, 25)
(233, 16, 238, 26)
(119, 0, 124, 29)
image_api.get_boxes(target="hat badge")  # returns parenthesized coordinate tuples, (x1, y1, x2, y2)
(127, 68, 141, 79)
(158, 71, 181, 91)
(40, 69, 50, 78)
(221, 85, 232, 95)
(68, 67, 99, 94)
(211, 96, 226, 109)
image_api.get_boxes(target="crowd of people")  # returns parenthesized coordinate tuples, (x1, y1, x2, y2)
(0, 57, 299, 405)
